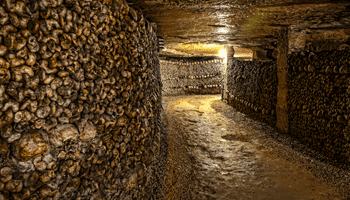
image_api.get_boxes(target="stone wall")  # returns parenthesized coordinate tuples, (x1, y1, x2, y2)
(0, 0, 163, 199)
(227, 60, 277, 126)
(288, 50, 350, 163)
(160, 59, 223, 96)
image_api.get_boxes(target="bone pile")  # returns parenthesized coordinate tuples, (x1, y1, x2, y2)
(227, 60, 277, 126)
(0, 0, 162, 199)
(160, 58, 223, 96)
(288, 50, 350, 163)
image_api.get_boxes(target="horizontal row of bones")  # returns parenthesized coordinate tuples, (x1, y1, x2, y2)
(162, 73, 221, 81)
(160, 59, 223, 65)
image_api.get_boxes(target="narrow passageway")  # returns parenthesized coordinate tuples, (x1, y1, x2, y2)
(163, 95, 343, 200)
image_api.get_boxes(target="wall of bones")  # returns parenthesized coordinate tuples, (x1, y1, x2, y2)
(0, 0, 163, 199)
(226, 60, 277, 126)
(160, 58, 223, 96)
(225, 49, 350, 164)
(288, 50, 350, 163)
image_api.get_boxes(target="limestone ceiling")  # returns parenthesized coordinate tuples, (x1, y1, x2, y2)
(126, 0, 350, 56)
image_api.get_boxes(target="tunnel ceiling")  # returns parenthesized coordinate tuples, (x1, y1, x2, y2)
(126, 0, 350, 56)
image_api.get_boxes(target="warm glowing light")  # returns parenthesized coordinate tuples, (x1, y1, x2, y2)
(219, 49, 226, 57)
(219, 48, 227, 63)
(168, 43, 225, 56)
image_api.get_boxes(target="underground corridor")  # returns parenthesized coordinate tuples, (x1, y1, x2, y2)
(1, 0, 350, 200)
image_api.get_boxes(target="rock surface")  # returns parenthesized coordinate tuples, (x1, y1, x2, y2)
(127, 0, 350, 55)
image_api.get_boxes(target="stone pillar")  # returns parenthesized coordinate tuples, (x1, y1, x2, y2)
(276, 28, 289, 132)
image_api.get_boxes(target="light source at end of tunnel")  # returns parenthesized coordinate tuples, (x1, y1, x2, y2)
(219, 48, 227, 64)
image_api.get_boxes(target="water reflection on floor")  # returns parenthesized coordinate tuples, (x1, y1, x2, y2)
(163, 95, 342, 200)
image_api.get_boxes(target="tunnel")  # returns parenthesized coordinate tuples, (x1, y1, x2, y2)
(0, 0, 350, 199)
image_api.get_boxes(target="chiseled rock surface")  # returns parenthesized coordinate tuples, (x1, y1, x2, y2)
(127, 0, 350, 55)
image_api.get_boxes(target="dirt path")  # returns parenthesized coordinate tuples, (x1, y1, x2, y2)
(163, 95, 346, 200)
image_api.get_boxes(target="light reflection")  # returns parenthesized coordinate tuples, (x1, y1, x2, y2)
(169, 43, 226, 56)
(217, 27, 229, 34)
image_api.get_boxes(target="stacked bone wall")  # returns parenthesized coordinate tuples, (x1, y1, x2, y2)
(160, 59, 223, 96)
(0, 0, 163, 199)
(227, 60, 277, 126)
(288, 50, 350, 163)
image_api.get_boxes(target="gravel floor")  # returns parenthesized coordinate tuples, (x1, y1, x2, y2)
(163, 95, 350, 200)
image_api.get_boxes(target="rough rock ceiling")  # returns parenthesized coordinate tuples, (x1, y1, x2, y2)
(126, 0, 350, 56)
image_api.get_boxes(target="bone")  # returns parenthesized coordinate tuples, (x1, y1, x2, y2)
(0, 0, 161, 199)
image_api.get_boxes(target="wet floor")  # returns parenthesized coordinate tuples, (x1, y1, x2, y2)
(163, 95, 344, 200)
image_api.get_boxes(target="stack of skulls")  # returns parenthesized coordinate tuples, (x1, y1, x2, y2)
(160, 61, 183, 96)
(0, 0, 162, 199)
(160, 58, 223, 96)
(288, 50, 350, 164)
(227, 60, 277, 126)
